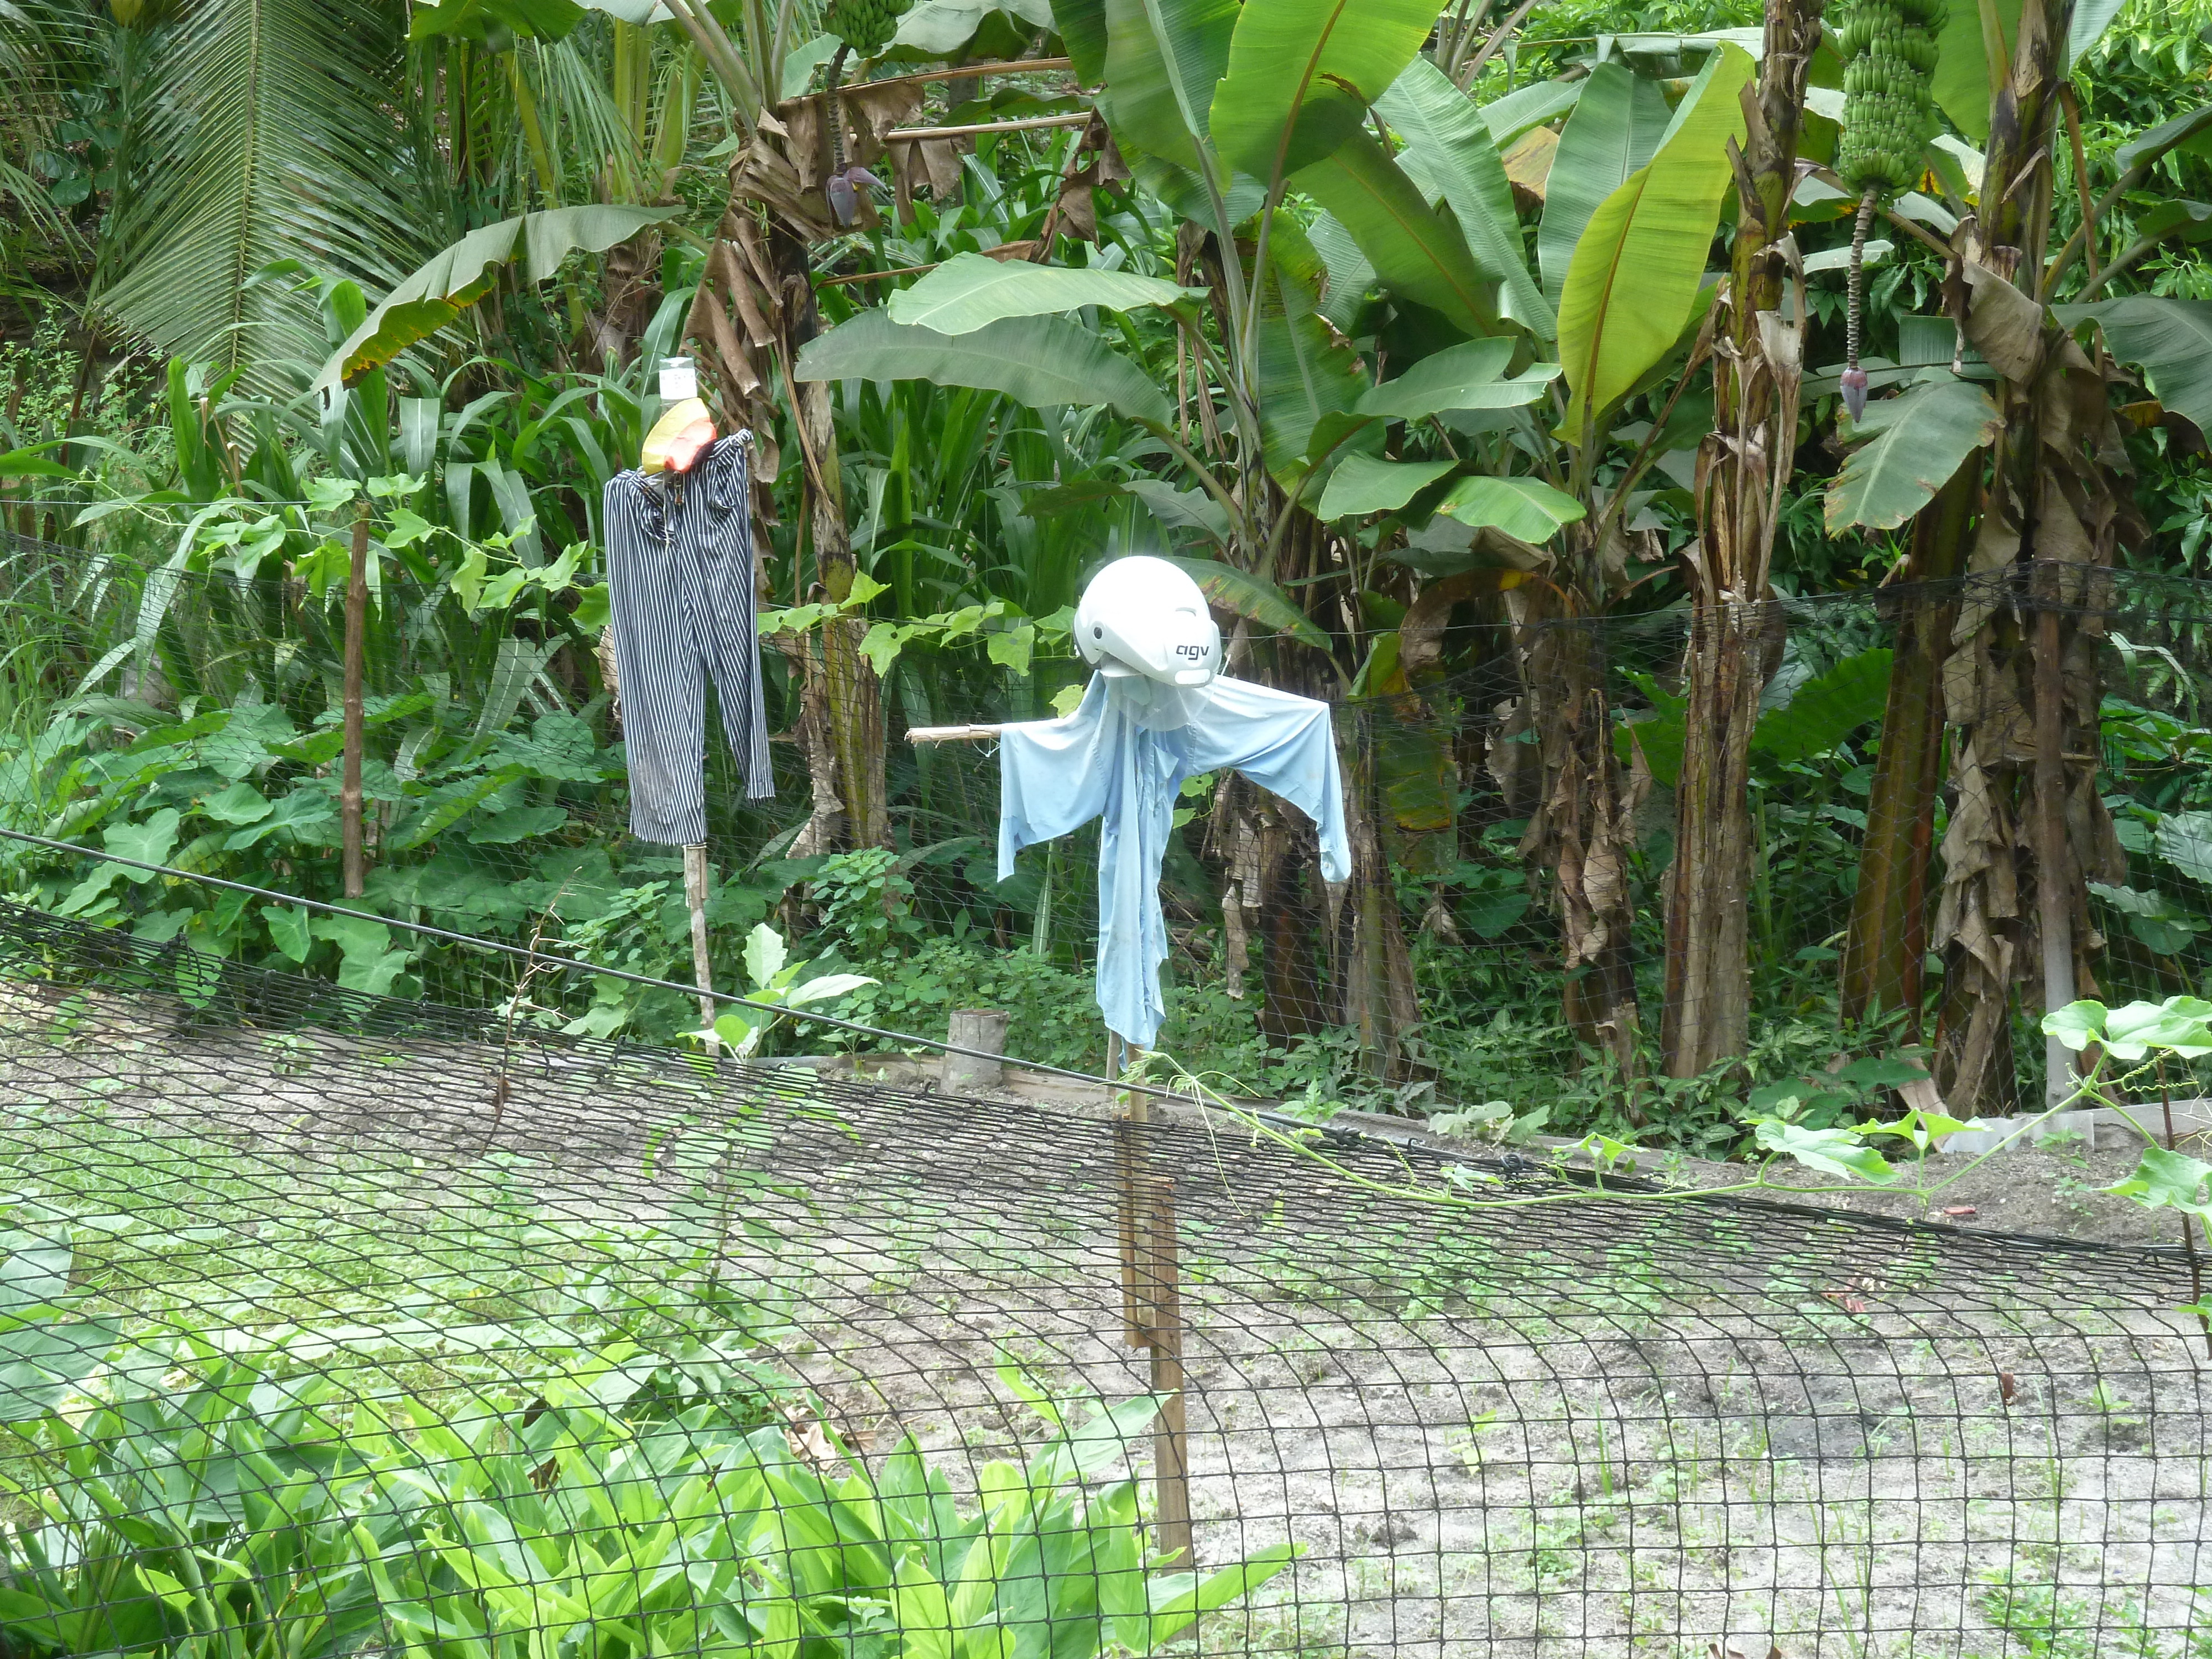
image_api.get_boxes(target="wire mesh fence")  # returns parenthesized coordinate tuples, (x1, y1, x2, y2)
(4, 523, 2211, 1121)
(0, 901, 2206, 1658)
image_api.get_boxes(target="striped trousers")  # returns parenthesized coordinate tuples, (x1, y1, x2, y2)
(604, 432, 776, 846)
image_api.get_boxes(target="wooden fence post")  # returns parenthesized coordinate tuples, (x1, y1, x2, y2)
(1143, 1169, 1192, 1573)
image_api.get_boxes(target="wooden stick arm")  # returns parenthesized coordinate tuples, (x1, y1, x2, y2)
(906, 723, 1006, 744)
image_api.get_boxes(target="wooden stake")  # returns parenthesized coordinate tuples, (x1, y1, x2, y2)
(2032, 568, 2077, 1108)
(684, 842, 717, 1047)
(340, 503, 369, 899)
(1144, 1170, 1193, 1574)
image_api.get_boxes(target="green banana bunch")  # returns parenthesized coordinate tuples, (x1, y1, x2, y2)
(1834, 0, 1944, 418)
(1836, 0, 1944, 195)
(824, 0, 915, 58)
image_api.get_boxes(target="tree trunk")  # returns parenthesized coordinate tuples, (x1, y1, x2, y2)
(1840, 459, 1975, 1031)
(1927, 0, 2137, 1113)
(1661, 0, 1823, 1079)
(768, 219, 891, 852)
(1517, 575, 1647, 1088)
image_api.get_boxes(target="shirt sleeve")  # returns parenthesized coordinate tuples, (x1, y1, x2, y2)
(1180, 677, 1353, 883)
(997, 679, 1115, 881)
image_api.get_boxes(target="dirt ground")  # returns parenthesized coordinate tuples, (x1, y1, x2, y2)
(4, 986, 2209, 1658)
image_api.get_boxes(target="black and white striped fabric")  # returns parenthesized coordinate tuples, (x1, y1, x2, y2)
(603, 431, 776, 846)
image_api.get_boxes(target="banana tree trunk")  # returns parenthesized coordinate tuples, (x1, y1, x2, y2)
(1662, 0, 1823, 1079)
(1840, 459, 1975, 1030)
(768, 220, 891, 852)
(1927, 0, 2136, 1113)
(1517, 574, 1647, 1087)
(1335, 714, 1425, 1078)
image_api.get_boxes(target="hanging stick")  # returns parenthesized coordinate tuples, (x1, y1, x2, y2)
(684, 843, 718, 1047)
(341, 503, 370, 899)
(906, 723, 1006, 743)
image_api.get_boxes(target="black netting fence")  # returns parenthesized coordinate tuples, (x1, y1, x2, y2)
(0, 901, 2206, 1658)
(4, 524, 2211, 1128)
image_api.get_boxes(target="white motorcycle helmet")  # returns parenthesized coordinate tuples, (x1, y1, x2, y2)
(1073, 556, 1222, 687)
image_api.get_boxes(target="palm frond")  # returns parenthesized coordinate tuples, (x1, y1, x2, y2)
(94, 0, 435, 391)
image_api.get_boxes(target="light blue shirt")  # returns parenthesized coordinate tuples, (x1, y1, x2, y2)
(997, 675, 1352, 1050)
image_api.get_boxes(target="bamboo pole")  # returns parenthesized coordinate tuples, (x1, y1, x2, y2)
(684, 842, 718, 1048)
(2032, 566, 2077, 1108)
(341, 503, 369, 899)
(883, 112, 1094, 143)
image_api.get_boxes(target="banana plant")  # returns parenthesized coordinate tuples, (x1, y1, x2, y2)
(1820, 0, 2212, 1112)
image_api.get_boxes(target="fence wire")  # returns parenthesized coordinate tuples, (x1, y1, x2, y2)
(4, 526, 2211, 1119)
(0, 901, 2206, 1658)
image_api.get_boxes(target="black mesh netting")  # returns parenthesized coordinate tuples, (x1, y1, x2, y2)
(0, 901, 2205, 1657)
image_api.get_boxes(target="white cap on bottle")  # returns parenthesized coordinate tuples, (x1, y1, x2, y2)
(658, 356, 698, 400)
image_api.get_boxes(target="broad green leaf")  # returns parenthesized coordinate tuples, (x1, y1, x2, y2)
(2155, 810, 2212, 883)
(1823, 378, 2001, 533)
(2105, 1145, 2212, 1217)
(1480, 78, 1582, 147)
(310, 915, 412, 997)
(885, 253, 1199, 333)
(1356, 338, 1558, 420)
(1436, 474, 1584, 542)
(1208, 0, 1437, 179)
(1537, 62, 1672, 307)
(408, 0, 586, 40)
(1752, 648, 1892, 765)
(795, 309, 1170, 425)
(1931, 0, 2020, 140)
(0, 445, 73, 480)
(1754, 1119, 1896, 1185)
(1127, 478, 1234, 541)
(744, 923, 788, 991)
(316, 206, 677, 392)
(2114, 103, 2212, 176)
(198, 780, 274, 825)
(1376, 58, 1556, 338)
(1317, 455, 1455, 519)
(2103, 996, 2212, 1060)
(1048, 0, 1110, 82)
(1307, 210, 1379, 332)
(1098, 0, 1237, 173)
(2056, 296, 2212, 435)
(265, 905, 314, 964)
(2041, 999, 2107, 1052)
(1556, 46, 1753, 442)
(1250, 224, 1369, 478)
(1293, 132, 1499, 338)
(1159, 556, 1332, 651)
(2068, 0, 2126, 64)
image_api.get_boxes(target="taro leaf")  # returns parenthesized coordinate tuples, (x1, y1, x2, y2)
(1436, 474, 1584, 542)
(795, 308, 1169, 425)
(1157, 556, 1332, 652)
(316, 206, 677, 392)
(1355, 338, 1558, 420)
(1207, 0, 1439, 180)
(2055, 295, 2212, 435)
(310, 914, 413, 998)
(1751, 648, 1891, 765)
(265, 905, 314, 964)
(198, 781, 273, 826)
(2155, 810, 2212, 884)
(468, 805, 569, 845)
(2105, 1145, 2212, 1216)
(1317, 455, 1456, 519)
(1823, 377, 2001, 533)
(221, 787, 338, 851)
(885, 253, 1199, 333)
(1556, 46, 1753, 441)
